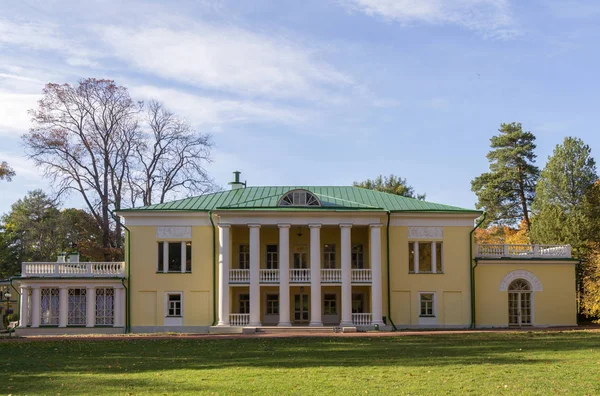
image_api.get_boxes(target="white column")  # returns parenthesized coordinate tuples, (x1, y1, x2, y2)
(249, 224, 261, 326)
(414, 241, 419, 274)
(309, 224, 322, 326)
(278, 224, 291, 326)
(340, 224, 353, 326)
(181, 242, 186, 273)
(163, 242, 169, 273)
(114, 287, 124, 327)
(217, 224, 231, 326)
(59, 286, 68, 327)
(370, 224, 384, 326)
(431, 242, 437, 274)
(31, 286, 41, 328)
(19, 287, 29, 327)
(86, 286, 96, 327)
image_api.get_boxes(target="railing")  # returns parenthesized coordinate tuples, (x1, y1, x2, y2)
(352, 269, 372, 282)
(352, 313, 372, 326)
(260, 269, 280, 283)
(290, 269, 311, 283)
(229, 269, 250, 283)
(321, 269, 341, 282)
(21, 262, 125, 278)
(476, 244, 572, 259)
(229, 314, 250, 326)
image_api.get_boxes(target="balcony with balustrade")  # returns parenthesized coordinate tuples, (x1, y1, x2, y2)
(228, 268, 373, 284)
(475, 244, 572, 259)
(21, 261, 126, 278)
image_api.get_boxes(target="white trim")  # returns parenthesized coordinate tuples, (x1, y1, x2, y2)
(418, 291, 437, 326)
(122, 215, 211, 226)
(156, 227, 192, 239)
(408, 227, 443, 239)
(500, 270, 543, 292)
(215, 212, 384, 226)
(391, 214, 479, 227)
(164, 292, 183, 326)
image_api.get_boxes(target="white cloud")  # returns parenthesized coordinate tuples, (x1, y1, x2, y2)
(339, 0, 517, 37)
(0, 91, 39, 136)
(96, 23, 352, 100)
(129, 85, 310, 127)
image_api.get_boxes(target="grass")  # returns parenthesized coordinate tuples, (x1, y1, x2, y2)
(2, 331, 600, 395)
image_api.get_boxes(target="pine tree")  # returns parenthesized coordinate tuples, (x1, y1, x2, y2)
(471, 122, 539, 230)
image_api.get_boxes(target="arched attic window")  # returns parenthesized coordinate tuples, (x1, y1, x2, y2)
(278, 189, 321, 207)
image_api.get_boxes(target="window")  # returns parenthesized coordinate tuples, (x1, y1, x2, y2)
(266, 245, 278, 269)
(68, 288, 87, 325)
(352, 244, 364, 269)
(352, 293, 365, 314)
(293, 252, 309, 269)
(96, 288, 114, 325)
(323, 244, 336, 269)
(239, 294, 250, 314)
(420, 293, 435, 317)
(167, 294, 182, 317)
(324, 294, 337, 314)
(266, 294, 279, 315)
(239, 244, 249, 269)
(41, 288, 59, 325)
(158, 242, 192, 273)
(278, 189, 321, 207)
(409, 241, 443, 273)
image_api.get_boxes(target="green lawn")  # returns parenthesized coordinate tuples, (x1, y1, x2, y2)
(2, 331, 600, 395)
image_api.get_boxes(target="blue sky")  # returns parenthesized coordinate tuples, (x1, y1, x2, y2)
(1, 0, 600, 215)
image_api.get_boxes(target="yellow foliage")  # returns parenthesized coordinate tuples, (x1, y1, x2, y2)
(475, 220, 530, 245)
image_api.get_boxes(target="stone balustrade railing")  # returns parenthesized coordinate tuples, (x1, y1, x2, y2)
(352, 313, 372, 326)
(21, 262, 125, 278)
(229, 313, 250, 326)
(476, 244, 572, 259)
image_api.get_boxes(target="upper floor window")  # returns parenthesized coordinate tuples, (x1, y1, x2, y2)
(239, 244, 249, 269)
(266, 245, 278, 269)
(352, 244, 364, 269)
(278, 189, 321, 207)
(323, 244, 336, 269)
(158, 242, 192, 273)
(408, 241, 442, 274)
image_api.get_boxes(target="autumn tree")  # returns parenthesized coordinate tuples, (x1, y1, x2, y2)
(471, 122, 539, 230)
(0, 161, 15, 181)
(354, 174, 425, 200)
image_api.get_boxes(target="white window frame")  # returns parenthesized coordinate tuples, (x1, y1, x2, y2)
(409, 241, 443, 274)
(418, 292, 436, 317)
(238, 244, 250, 269)
(266, 294, 279, 315)
(239, 293, 250, 314)
(278, 189, 321, 207)
(323, 293, 337, 315)
(351, 244, 364, 269)
(165, 292, 183, 318)
(158, 241, 192, 273)
(266, 244, 278, 269)
(323, 244, 336, 269)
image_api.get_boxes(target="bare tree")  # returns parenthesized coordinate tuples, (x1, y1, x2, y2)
(24, 79, 142, 257)
(0, 161, 15, 181)
(129, 100, 214, 206)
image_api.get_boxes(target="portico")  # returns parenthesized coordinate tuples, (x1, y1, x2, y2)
(216, 216, 385, 328)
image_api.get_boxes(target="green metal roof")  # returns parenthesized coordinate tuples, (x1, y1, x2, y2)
(120, 186, 481, 214)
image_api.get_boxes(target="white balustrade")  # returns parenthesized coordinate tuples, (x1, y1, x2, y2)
(321, 269, 341, 282)
(21, 262, 125, 278)
(352, 313, 372, 326)
(351, 269, 372, 282)
(260, 269, 280, 283)
(290, 269, 311, 283)
(476, 244, 572, 259)
(229, 314, 250, 326)
(229, 269, 250, 283)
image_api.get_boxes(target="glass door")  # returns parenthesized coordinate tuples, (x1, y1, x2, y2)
(294, 294, 309, 323)
(508, 292, 532, 326)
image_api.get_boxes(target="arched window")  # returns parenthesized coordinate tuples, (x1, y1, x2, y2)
(508, 279, 531, 291)
(278, 190, 321, 207)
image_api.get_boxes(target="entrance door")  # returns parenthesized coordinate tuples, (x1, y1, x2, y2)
(294, 294, 309, 324)
(508, 279, 532, 326)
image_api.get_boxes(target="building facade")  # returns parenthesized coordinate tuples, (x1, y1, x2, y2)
(12, 175, 578, 334)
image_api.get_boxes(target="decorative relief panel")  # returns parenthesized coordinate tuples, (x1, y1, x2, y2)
(408, 226, 443, 239)
(156, 226, 192, 239)
(499, 270, 543, 292)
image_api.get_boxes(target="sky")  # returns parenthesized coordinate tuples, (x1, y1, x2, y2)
(1, 0, 600, 215)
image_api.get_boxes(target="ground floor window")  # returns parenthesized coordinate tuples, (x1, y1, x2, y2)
(96, 288, 115, 325)
(324, 293, 337, 314)
(41, 288, 59, 325)
(68, 288, 87, 325)
(167, 294, 182, 317)
(420, 293, 435, 317)
(352, 293, 365, 313)
(239, 293, 250, 314)
(266, 294, 279, 314)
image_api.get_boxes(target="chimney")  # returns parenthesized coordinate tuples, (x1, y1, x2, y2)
(57, 252, 66, 263)
(228, 171, 246, 190)
(68, 252, 80, 263)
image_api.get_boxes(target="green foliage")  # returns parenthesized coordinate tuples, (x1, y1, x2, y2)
(2, 312, 18, 328)
(0, 161, 15, 181)
(2, 333, 600, 394)
(471, 122, 539, 229)
(354, 174, 425, 200)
